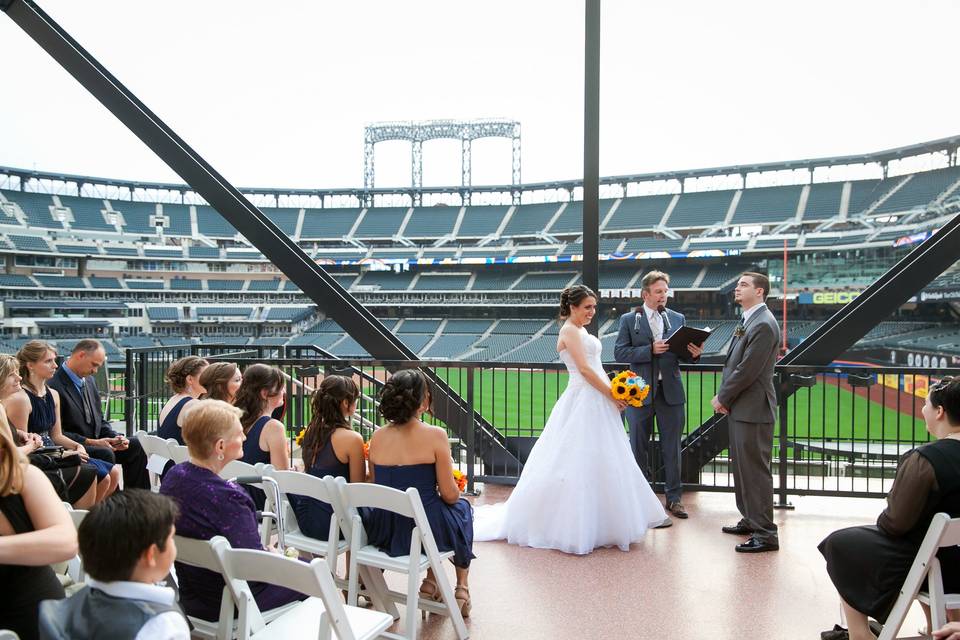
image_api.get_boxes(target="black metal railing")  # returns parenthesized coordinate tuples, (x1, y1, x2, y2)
(115, 344, 959, 499)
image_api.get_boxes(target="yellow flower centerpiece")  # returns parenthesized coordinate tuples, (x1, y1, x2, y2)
(611, 370, 650, 407)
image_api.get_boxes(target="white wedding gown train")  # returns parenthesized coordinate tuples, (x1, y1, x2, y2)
(473, 329, 668, 555)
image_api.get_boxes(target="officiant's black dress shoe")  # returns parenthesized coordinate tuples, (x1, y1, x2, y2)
(666, 502, 688, 519)
(721, 523, 753, 535)
(735, 536, 779, 553)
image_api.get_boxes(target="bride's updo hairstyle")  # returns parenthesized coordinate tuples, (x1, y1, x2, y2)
(559, 284, 598, 319)
(379, 369, 432, 425)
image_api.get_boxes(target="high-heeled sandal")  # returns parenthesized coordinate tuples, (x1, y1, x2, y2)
(418, 576, 442, 602)
(455, 586, 471, 618)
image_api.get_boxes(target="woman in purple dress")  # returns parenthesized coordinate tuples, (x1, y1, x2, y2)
(159, 399, 304, 622)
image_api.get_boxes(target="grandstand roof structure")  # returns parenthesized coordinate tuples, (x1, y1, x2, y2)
(3, 133, 958, 203)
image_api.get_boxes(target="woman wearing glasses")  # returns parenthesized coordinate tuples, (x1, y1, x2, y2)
(820, 377, 960, 640)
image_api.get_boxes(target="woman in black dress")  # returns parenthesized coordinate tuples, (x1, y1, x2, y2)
(820, 377, 960, 640)
(0, 403, 78, 640)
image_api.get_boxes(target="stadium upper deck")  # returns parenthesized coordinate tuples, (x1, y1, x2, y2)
(0, 136, 958, 363)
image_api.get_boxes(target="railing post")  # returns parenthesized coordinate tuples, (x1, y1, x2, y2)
(466, 366, 476, 494)
(124, 347, 135, 435)
(137, 352, 149, 433)
(775, 370, 794, 509)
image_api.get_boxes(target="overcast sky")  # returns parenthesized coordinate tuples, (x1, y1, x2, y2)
(1, 1, 957, 192)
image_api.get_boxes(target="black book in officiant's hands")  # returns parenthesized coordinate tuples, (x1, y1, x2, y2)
(664, 326, 711, 356)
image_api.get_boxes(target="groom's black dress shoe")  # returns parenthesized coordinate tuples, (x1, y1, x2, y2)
(735, 536, 779, 553)
(721, 523, 753, 535)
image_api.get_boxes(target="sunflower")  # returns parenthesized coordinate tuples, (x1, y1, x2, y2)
(452, 469, 467, 492)
(294, 428, 306, 447)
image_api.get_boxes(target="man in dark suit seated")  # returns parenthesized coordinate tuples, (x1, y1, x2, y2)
(49, 339, 149, 490)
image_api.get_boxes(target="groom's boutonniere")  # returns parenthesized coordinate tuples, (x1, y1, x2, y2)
(733, 321, 746, 338)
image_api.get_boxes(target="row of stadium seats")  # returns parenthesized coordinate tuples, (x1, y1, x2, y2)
(2, 165, 958, 241)
(0, 226, 938, 262)
(0, 264, 746, 293)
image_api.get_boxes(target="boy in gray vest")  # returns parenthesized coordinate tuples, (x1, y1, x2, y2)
(40, 490, 188, 640)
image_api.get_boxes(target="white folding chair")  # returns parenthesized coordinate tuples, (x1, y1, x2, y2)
(213, 541, 393, 640)
(328, 477, 468, 640)
(880, 513, 960, 640)
(167, 443, 190, 464)
(220, 461, 279, 547)
(174, 535, 304, 640)
(56, 503, 88, 587)
(266, 470, 349, 577)
(135, 430, 174, 491)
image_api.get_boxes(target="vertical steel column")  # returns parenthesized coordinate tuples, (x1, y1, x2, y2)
(124, 347, 134, 435)
(582, 0, 601, 334)
(775, 372, 793, 508)
(466, 366, 476, 493)
(137, 353, 148, 432)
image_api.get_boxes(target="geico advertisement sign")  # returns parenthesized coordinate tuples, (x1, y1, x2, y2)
(799, 291, 862, 305)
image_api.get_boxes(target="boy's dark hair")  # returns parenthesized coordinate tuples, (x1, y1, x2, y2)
(78, 489, 179, 582)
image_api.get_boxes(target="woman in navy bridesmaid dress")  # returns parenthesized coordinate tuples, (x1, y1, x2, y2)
(235, 364, 290, 508)
(365, 369, 474, 617)
(292, 375, 366, 539)
(156, 356, 208, 444)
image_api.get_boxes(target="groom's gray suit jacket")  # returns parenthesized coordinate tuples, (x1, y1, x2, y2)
(717, 305, 780, 423)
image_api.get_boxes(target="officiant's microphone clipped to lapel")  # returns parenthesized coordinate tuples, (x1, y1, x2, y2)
(657, 304, 672, 336)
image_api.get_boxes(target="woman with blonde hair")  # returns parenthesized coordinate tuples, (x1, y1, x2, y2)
(159, 399, 304, 622)
(0, 351, 101, 506)
(199, 362, 242, 404)
(0, 402, 78, 640)
(157, 355, 208, 444)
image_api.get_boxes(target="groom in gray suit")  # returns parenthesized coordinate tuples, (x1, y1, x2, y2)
(712, 272, 781, 553)
(615, 271, 702, 520)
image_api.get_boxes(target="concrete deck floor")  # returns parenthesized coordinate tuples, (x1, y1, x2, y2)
(376, 486, 930, 640)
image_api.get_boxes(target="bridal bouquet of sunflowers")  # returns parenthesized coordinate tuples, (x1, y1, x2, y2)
(611, 370, 650, 407)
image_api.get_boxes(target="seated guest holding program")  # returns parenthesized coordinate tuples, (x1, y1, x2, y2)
(7, 343, 121, 503)
(159, 399, 304, 622)
(199, 362, 242, 405)
(292, 375, 366, 540)
(157, 356, 208, 445)
(0, 405, 77, 640)
(0, 355, 98, 508)
(235, 364, 290, 471)
(820, 377, 960, 640)
(365, 369, 474, 617)
(49, 339, 150, 490)
(39, 490, 189, 640)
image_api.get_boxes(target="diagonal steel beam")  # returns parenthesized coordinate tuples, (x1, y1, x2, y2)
(3, 0, 517, 466)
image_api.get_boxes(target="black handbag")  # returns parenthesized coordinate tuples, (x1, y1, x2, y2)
(28, 448, 81, 471)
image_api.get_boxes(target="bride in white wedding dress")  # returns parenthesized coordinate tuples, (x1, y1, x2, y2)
(474, 285, 669, 555)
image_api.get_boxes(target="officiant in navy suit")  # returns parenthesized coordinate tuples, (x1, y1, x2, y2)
(614, 271, 703, 520)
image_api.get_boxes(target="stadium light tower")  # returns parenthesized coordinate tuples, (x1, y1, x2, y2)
(363, 118, 521, 206)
